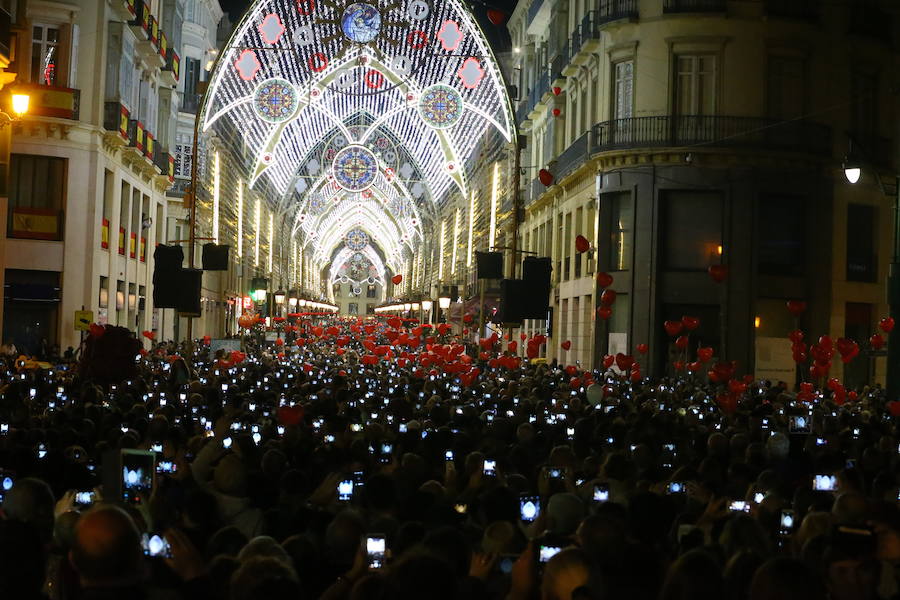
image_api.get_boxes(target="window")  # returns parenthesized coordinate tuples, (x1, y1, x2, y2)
(757, 195, 804, 276)
(767, 56, 804, 120)
(366, 285, 376, 298)
(605, 192, 633, 271)
(9, 154, 66, 210)
(366, 303, 375, 314)
(846, 203, 876, 282)
(174, 133, 192, 179)
(32, 24, 59, 86)
(348, 302, 358, 315)
(662, 191, 722, 270)
(613, 60, 634, 120)
(674, 55, 717, 115)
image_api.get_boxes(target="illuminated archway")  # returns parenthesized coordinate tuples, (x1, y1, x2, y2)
(201, 0, 513, 294)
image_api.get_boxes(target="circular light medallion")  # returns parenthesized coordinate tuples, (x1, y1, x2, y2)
(332, 145, 379, 192)
(252, 78, 299, 123)
(418, 84, 463, 129)
(341, 3, 381, 44)
(345, 227, 369, 251)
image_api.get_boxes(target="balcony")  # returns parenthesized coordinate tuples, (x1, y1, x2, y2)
(112, 0, 137, 21)
(154, 149, 175, 182)
(663, 0, 726, 13)
(161, 49, 180, 86)
(9, 208, 63, 241)
(563, 12, 603, 76)
(103, 101, 130, 143)
(764, 0, 818, 21)
(555, 131, 590, 181)
(597, 0, 639, 26)
(17, 84, 80, 120)
(525, 71, 549, 117)
(591, 115, 832, 157)
(848, 2, 892, 44)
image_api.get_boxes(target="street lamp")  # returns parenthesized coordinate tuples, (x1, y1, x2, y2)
(274, 290, 286, 305)
(421, 299, 433, 324)
(288, 290, 298, 308)
(438, 296, 451, 310)
(10, 93, 29, 118)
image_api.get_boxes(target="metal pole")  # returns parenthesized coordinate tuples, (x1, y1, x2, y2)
(185, 93, 202, 353)
(511, 136, 522, 278)
(887, 176, 900, 401)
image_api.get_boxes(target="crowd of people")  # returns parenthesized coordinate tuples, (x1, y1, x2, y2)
(1, 316, 899, 600)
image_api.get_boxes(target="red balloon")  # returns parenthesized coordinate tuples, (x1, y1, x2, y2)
(520, 333, 527, 341)
(391, 274, 403, 285)
(788, 329, 804, 343)
(552, 86, 562, 96)
(142, 330, 155, 340)
(674, 335, 689, 350)
(697, 347, 714, 362)
(681, 316, 699, 331)
(561, 340, 572, 351)
(870, 333, 886, 350)
(708, 264, 728, 283)
(663, 320, 683, 337)
(552, 108, 561, 117)
(575, 235, 590, 254)
(463, 313, 473, 323)
(596, 306, 612, 320)
(508, 341, 518, 353)
(602, 355, 615, 369)
(880, 317, 895, 333)
(600, 289, 617, 306)
(889, 401, 900, 417)
(615, 353, 633, 371)
(538, 168, 554, 187)
(786, 300, 807, 317)
(565, 365, 579, 377)
(636, 343, 648, 354)
(486, 8, 506, 24)
(818, 335, 833, 350)
(596, 272, 614, 288)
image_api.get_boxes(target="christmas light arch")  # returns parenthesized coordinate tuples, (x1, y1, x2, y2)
(201, 0, 513, 293)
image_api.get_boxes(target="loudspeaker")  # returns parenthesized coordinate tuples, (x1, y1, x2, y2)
(494, 279, 527, 324)
(521, 256, 551, 319)
(202, 243, 230, 271)
(153, 272, 180, 308)
(175, 268, 202, 316)
(476, 251, 503, 279)
(153, 245, 184, 272)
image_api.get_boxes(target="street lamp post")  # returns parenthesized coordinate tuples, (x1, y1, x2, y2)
(844, 148, 900, 399)
(438, 296, 451, 324)
(421, 299, 433, 325)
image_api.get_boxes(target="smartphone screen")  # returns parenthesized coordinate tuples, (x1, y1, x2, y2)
(519, 495, 540, 522)
(366, 535, 386, 569)
(813, 474, 837, 491)
(729, 500, 750, 513)
(338, 479, 354, 501)
(539, 545, 562, 563)
(593, 484, 609, 503)
(780, 509, 795, 532)
(121, 449, 155, 505)
(483, 459, 496, 476)
(74, 490, 95, 507)
(141, 533, 172, 558)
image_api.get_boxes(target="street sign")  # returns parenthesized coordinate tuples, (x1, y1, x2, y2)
(74, 310, 93, 331)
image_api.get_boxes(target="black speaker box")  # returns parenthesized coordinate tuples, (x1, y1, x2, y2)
(153, 270, 180, 308)
(202, 243, 230, 271)
(494, 279, 527, 324)
(175, 268, 203, 316)
(476, 251, 503, 279)
(153, 244, 184, 272)
(521, 257, 551, 319)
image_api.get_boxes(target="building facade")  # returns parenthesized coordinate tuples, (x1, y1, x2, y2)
(508, 0, 899, 384)
(0, 0, 223, 355)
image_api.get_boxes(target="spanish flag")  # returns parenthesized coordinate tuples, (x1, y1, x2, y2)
(11, 208, 58, 240)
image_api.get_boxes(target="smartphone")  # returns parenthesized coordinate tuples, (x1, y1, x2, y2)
(365, 535, 386, 569)
(156, 461, 177, 474)
(539, 544, 562, 563)
(151, 443, 163, 453)
(338, 479, 354, 501)
(351, 423, 363, 433)
(324, 434, 335, 443)
(546, 467, 563, 480)
(445, 450, 454, 461)
(789, 415, 811, 433)
(815, 437, 826, 447)
(780, 509, 795, 533)
(120, 449, 155, 505)
(74, 490, 96, 507)
(813, 474, 837, 491)
(667, 481, 685, 495)
(483, 459, 496, 476)
(753, 492, 765, 504)
(0, 423, 8, 435)
(593, 483, 610, 503)
(729, 500, 750, 513)
(497, 553, 517, 576)
(0, 470, 13, 502)
(519, 495, 540, 522)
(141, 533, 172, 558)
